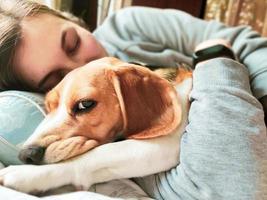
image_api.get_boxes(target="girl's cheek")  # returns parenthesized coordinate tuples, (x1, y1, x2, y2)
(85, 36, 106, 59)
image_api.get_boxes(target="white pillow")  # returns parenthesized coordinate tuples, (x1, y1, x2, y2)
(0, 91, 45, 166)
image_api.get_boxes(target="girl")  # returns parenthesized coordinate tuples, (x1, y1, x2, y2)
(0, 1, 266, 199)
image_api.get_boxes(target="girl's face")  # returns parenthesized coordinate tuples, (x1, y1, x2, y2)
(13, 14, 108, 92)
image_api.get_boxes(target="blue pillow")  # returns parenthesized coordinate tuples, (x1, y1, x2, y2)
(0, 91, 45, 166)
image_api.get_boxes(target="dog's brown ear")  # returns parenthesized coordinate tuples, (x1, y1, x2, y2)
(110, 65, 182, 139)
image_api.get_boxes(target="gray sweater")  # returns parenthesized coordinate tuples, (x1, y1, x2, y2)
(93, 7, 267, 200)
(94, 7, 267, 100)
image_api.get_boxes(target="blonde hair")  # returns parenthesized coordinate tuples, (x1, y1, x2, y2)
(0, 0, 86, 91)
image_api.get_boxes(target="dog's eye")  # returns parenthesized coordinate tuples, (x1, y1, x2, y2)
(73, 100, 97, 114)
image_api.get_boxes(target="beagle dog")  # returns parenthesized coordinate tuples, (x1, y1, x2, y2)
(0, 57, 192, 193)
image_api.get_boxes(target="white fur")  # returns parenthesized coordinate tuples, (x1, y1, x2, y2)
(24, 78, 74, 146)
(0, 77, 192, 194)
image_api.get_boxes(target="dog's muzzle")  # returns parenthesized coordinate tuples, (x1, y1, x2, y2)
(19, 146, 46, 165)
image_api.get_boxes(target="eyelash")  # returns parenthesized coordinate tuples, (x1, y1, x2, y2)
(43, 71, 65, 92)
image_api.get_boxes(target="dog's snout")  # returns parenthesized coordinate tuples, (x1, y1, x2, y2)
(19, 146, 45, 165)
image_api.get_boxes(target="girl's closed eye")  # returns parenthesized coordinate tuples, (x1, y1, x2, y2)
(40, 69, 67, 92)
(62, 27, 80, 55)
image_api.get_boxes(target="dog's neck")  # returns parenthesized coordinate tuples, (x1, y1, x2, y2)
(173, 76, 192, 117)
(154, 65, 192, 113)
(155, 66, 192, 135)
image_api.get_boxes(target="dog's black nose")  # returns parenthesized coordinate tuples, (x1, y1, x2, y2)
(19, 146, 45, 165)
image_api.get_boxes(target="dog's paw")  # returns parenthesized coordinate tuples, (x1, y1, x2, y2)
(0, 165, 59, 194)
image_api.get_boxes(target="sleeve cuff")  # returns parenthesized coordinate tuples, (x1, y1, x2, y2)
(193, 58, 251, 94)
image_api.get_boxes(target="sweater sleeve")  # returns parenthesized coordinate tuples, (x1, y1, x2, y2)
(93, 7, 267, 99)
(134, 58, 266, 200)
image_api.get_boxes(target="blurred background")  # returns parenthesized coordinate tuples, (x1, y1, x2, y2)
(34, 0, 267, 36)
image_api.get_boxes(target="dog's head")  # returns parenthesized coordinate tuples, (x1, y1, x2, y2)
(19, 57, 182, 164)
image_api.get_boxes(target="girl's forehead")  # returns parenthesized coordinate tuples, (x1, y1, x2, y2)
(13, 14, 67, 86)
(21, 13, 66, 31)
